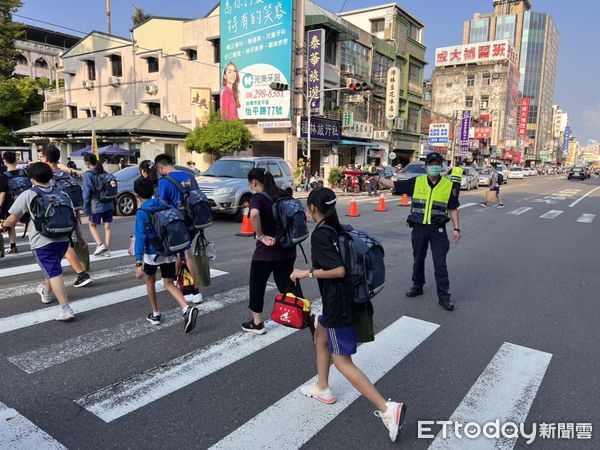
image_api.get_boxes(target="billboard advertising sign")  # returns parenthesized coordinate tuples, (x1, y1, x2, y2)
(474, 127, 491, 139)
(298, 116, 341, 142)
(518, 97, 530, 137)
(428, 123, 450, 145)
(385, 66, 400, 120)
(460, 110, 471, 146)
(435, 40, 519, 67)
(562, 126, 571, 155)
(306, 29, 325, 116)
(220, 0, 292, 120)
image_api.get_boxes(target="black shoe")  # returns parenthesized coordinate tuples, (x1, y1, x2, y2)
(241, 319, 266, 335)
(183, 306, 199, 333)
(439, 298, 454, 311)
(73, 272, 92, 288)
(146, 312, 161, 325)
(405, 288, 424, 298)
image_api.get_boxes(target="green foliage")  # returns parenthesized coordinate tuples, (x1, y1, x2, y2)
(184, 113, 253, 158)
(0, 0, 24, 78)
(0, 77, 45, 145)
(132, 5, 151, 26)
(293, 158, 306, 184)
(328, 166, 343, 187)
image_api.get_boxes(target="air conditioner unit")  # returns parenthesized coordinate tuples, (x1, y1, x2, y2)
(342, 64, 355, 75)
(492, 73, 500, 79)
(163, 113, 177, 123)
(82, 80, 94, 90)
(480, 102, 488, 110)
(145, 83, 158, 95)
(109, 76, 121, 86)
(131, 109, 144, 115)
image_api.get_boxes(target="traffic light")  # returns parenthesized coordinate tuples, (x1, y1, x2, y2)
(269, 82, 289, 91)
(348, 82, 372, 92)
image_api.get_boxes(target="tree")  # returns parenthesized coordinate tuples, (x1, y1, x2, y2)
(132, 5, 151, 26)
(184, 113, 252, 159)
(0, 77, 45, 145)
(0, 0, 24, 78)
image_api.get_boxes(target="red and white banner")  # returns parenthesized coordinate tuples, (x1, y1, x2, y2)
(474, 127, 491, 139)
(518, 98, 530, 138)
(435, 40, 518, 67)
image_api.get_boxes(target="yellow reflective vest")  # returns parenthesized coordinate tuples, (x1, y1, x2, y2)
(409, 175, 454, 225)
(449, 167, 464, 184)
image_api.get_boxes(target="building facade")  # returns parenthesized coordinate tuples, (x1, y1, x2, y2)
(463, 0, 559, 163)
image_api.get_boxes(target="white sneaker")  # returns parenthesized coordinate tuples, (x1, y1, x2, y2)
(37, 284, 53, 304)
(93, 244, 106, 256)
(102, 250, 111, 257)
(300, 383, 336, 404)
(374, 401, 407, 442)
(184, 293, 204, 304)
(55, 305, 74, 322)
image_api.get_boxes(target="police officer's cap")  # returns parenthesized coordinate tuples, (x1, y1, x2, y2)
(425, 152, 444, 164)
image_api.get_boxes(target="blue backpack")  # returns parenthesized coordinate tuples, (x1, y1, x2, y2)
(93, 171, 118, 202)
(165, 175, 213, 230)
(141, 203, 191, 257)
(260, 192, 309, 249)
(320, 224, 386, 304)
(54, 170, 83, 210)
(30, 186, 76, 238)
(6, 169, 32, 199)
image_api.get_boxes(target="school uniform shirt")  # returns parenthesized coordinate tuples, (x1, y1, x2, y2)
(394, 177, 460, 210)
(82, 170, 114, 215)
(157, 171, 197, 208)
(250, 193, 296, 262)
(133, 198, 176, 265)
(311, 226, 353, 328)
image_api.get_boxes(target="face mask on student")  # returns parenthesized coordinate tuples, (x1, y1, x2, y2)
(426, 164, 442, 176)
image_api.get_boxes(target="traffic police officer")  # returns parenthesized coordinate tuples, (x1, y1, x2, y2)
(449, 160, 464, 186)
(378, 152, 460, 311)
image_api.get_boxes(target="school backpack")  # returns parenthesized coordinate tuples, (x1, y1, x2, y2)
(93, 171, 118, 202)
(6, 169, 32, 199)
(141, 203, 191, 257)
(54, 170, 84, 210)
(30, 186, 76, 238)
(165, 175, 213, 230)
(320, 224, 385, 304)
(261, 192, 309, 249)
(496, 172, 504, 185)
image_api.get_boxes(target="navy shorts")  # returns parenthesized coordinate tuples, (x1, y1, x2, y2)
(491, 186, 500, 193)
(90, 210, 113, 225)
(32, 241, 69, 279)
(143, 262, 176, 279)
(318, 315, 357, 356)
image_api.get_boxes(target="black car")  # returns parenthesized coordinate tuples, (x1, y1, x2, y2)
(567, 167, 585, 180)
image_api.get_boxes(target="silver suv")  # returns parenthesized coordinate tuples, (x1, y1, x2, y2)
(196, 156, 294, 221)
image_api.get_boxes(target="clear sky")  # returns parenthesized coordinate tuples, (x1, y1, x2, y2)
(15, 0, 600, 144)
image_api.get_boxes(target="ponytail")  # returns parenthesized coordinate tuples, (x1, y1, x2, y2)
(140, 160, 158, 186)
(307, 187, 344, 233)
(84, 153, 105, 174)
(247, 168, 288, 200)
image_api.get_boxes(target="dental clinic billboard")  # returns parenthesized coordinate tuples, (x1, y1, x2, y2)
(220, 0, 293, 120)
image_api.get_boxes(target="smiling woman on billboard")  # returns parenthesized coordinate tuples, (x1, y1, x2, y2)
(221, 62, 241, 120)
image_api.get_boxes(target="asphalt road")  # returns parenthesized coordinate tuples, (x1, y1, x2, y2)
(0, 174, 598, 449)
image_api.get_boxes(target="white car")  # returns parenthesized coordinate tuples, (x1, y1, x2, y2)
(509, 167, 524, 179)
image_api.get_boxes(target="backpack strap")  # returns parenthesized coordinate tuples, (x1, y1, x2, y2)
(164, 174, 189, 195)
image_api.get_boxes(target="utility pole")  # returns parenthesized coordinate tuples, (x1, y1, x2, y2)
(106, 0, 112, 34)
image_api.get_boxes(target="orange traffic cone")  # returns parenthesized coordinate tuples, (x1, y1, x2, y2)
(236, 208, 255, 237)
(399, 193, 411, 207)
(375, 194, 388, 212)
(346, 196, 360, 217)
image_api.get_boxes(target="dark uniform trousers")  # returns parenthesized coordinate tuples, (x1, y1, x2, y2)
(410, 223, 450, 300)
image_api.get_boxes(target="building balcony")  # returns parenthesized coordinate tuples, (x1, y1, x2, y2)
(44, 87, 65, 103)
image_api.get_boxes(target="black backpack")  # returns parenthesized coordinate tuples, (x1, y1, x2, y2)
(165, 174, 213, 230)
(320, 224, 386, 304)
(260, 192, 309, 249)
(496, 172, 504, 185)
(141, 203, 191, 257)
(93, 171, 118, 202)
(30, 186, 76, 238)
(54, 170, 83, 210)
(6, 169, 32, 199)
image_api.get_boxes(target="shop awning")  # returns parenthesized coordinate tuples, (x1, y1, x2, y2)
(338, 139, 379, 148)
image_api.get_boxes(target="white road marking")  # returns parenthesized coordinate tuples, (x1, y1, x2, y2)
(8, 284, 276, 374)
(458, 202, 477, 210)
(428, 343, 552, 450)
(0, 401, 65, 449)
(0, 269, 227, 335)
(576, 213, 595, 223)
(539, 210, 563, 219)
(210, 316, 439, 450)
(0, 249, 131, 279)
(507, 207, 532, 216)
(0, 265, 132, 301)
(569, 186, 600, 207)
(76, 299, 322, 423)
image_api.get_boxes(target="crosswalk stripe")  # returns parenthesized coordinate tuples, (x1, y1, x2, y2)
(428, 343, 552, 449)
(507, 207, 532, 216)
(76, 299, 321, 423)
(458, 202, 477, 210)
(0, 269, 227, 335)
(576, 213, 595, 223)
(210, 316, 439, 449)
(8, 283, 276, 374)
(539, 210, 563, 219)
(0, 249, 131, 279)
(0, 265, 132, 301)
(0, 401, 65, 449)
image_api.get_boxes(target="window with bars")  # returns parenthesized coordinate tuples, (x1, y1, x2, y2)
(466, 96, 474, 108)
(371, 19, 385, 34)
(482, 73, 491, 85)
(467, 75, 475, 87)
(372, 52, 393, 81)
(147, 57, 159, 73)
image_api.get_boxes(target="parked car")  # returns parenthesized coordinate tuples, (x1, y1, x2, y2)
(508, 167, 525, 179)
(477, 168, 495, 186)
(113, 165, 201, 216)
(460, 167, 479, 190)
(196, 156, 294, 221)
(495, 163, 509, 183)
(567, 167, 586, 180)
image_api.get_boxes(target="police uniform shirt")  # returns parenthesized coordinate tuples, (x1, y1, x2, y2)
(394, 178, 460, 210)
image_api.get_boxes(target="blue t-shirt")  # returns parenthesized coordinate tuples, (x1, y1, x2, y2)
(157, 171, 195, 208)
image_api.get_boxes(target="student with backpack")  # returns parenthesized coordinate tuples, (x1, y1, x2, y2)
(0, 162, 76, 321)
(41, 146, 92, 287)
(290, 187, 406, 443)
(480, 163, 504, 208)
(139, 160, 159, 197)
(133, 178, 199, 332)
(242, 168, 298, 335)
(83, 154, 117, 257)
(0, 151, 31, 255)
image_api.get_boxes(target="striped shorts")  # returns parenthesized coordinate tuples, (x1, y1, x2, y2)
(318, 315, 357, 356)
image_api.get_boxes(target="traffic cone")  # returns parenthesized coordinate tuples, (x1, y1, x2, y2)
(399, 193, 411, 207)
(375, 194, 388, 212)
(236, 208, 255, 237)
(346, 196, 360, 217)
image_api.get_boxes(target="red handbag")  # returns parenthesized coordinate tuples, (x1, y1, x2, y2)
(271, 282, 311, 329)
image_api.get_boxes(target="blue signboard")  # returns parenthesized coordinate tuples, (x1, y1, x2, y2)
(562, 126, 571, 156)
(299, 117, 341, 142)
(428, 123, 449, 145)
(220, 0, 292, 120)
